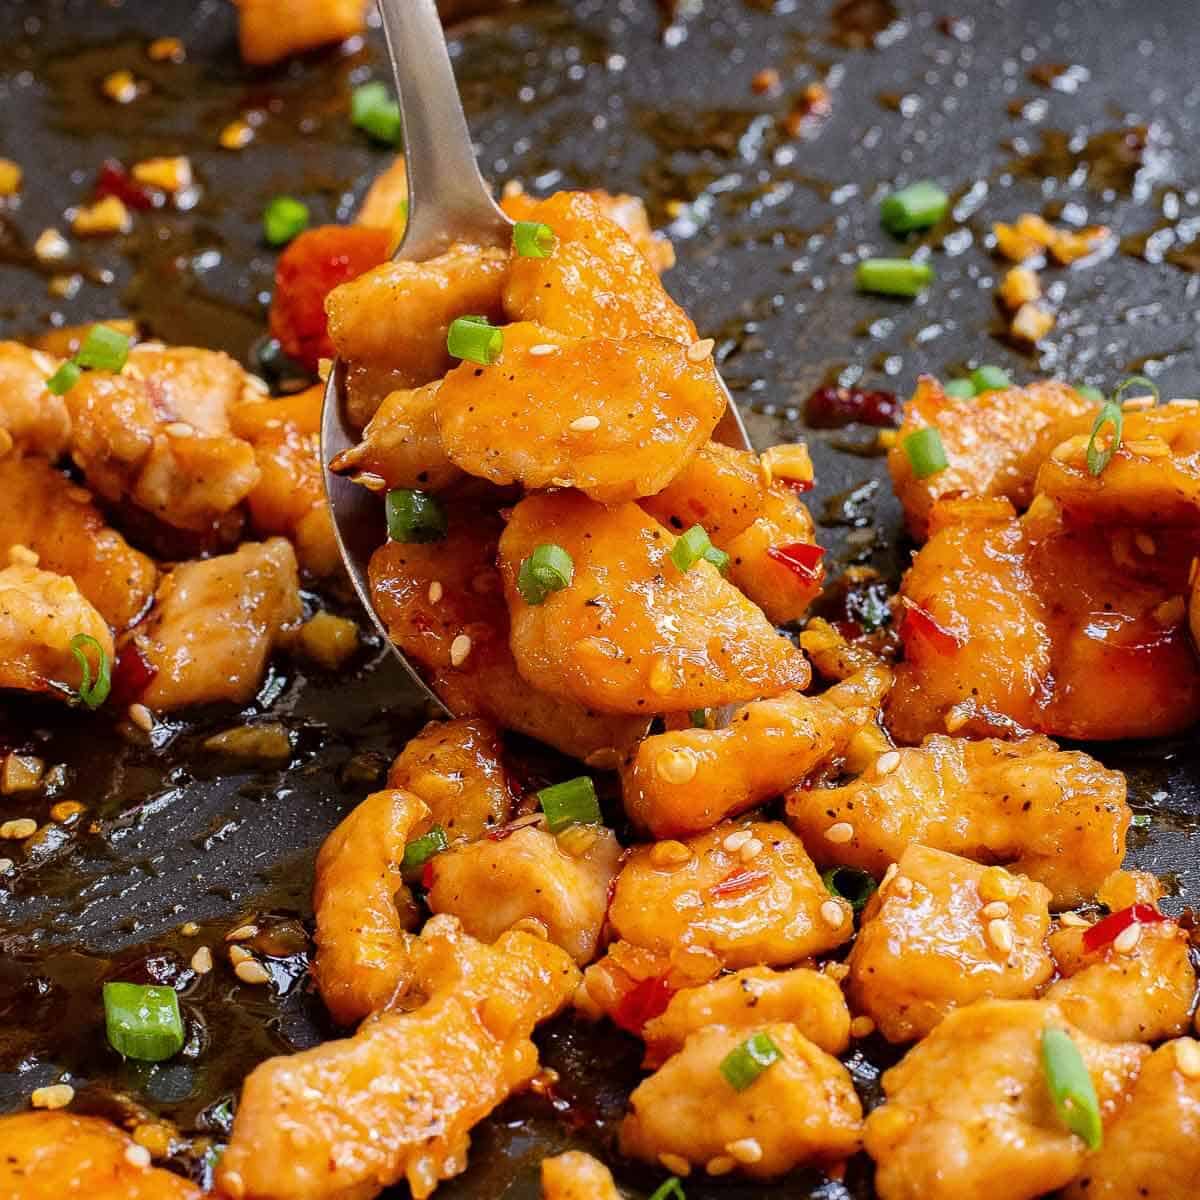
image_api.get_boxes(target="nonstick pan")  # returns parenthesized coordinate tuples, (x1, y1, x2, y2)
(1, 2, 1198, 1197)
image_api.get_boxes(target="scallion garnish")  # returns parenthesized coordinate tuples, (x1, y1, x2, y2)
(45, 360, 82, 396)
(401, 826, 448, 881)
(351, 81, 402, 145)
(880, 181, 948, 235)
(1085, 402, 1123, 477)
(719, 1031, 782, 1091)
(385, 488, 447, 544)
(670, 524, 721, 573)
(1076, 384, 1105, 405)
(513, 220, 556, 259)
(1111, 374, 1160, 408)
(517, 543, 574, 606)
(703, 544, 731, 573)
(263, 196, 309, 247)
(103, 981, 185, 1062)
(942, 378, 976, 400)
(537, 776, 601, 833)
(1040, 1027, 1102, 1150)
(447, 315, 503, 365)
(648, 1179, 686, 1200)
(822, 865, 878, 913)
(689, 708, 708, 728)
(970, 365, 1013, 394)
(902, 427, 948, 479)
(69, 633, 111, 710)
(855, 258, 934, 297)
(76, 325, 132, 374)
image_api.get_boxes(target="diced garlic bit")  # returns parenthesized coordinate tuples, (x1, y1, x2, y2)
(72, 195, 132, 237)
(1, 753, 43, 795)
(297, 611, 359, 671)
(132, 155, 193, 193)
(686, 337, 715, 362)
(979, 866, 1021, 903)
(655, 747, 698, 785)
(825, 820, 854, 844)
(760, 441, 815, 487)
(148, 36, 186, 62)
(0, 158, 23, 197)
(191, 946, 214, 974)
(30, 1083, 74, 1110)
(1112, 923, 1141, 955)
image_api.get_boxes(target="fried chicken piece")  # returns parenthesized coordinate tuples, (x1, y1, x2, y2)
(234, 0, 366, 64)
(499, 492, 810, 715)
(217, 917, 579, 1200)
(639, 440, 766, 543)
(0, 342, 72, 459)
(356, 155, 408, 251)
(132, 539, 301, 711)
(0, 455, 156, 629)
(437, 323, 725, 503)
(0, 1111, 201, 1199)
(785, 734, 1128, 907)
(541, 1152, 622, 1200)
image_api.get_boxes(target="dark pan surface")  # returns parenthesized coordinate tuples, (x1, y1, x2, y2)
(1, 1, 1198, 1196)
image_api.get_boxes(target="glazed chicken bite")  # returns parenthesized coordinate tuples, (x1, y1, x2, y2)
(369, 503, 647, 761)
(608, 820, 853, 971)
(620, 1023, 862, 1179)
(0, 564, 112, 701)
(1063, 1038, 1200, 1200)
(312, 788, 429, 1026)
(864, 1001, 1147, 1200)
(639, 440, 766, 543)
(217, 917, 579, 1200)
(0, 455, 156, 629)
(540, 1152, 622, 1200)
(889, 376, 1095, 539)
(437, 323, 725, 502)
(847, 845, 1054, 1043)
(427, 821, 622, 964)
(0, 1111, 202, 1199)
(0, 341, 72, 459)
(233, 0, 366, 65)
(130, 538, 302, 711)
(386, 716, 517, 842)
(499, 492, 810, 715)
(786, 734, 1128, 907)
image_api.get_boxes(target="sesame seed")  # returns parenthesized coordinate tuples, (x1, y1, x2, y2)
(723, 830, 753, 852)
(1175, 1039, 1200, 1079)
(655, 748, 698, 785)
(0, 818, 37, 839)
(180, 921, 200, 936)
(1112, 923, 1141, 955)
(568, 414, 601, 432)
(876, 750, 901, 775)
(225, 923, 258, 942)
(850, 1015, 876, 1038)
(687, 337, 715, 363)
(726, 1138, 763, 1165)
(705, 1155, 736, 1176)
(351, 471, 387, 492)
(738, 838, 764, 862)
(890, 876, 913, 899)
(163, 421, 193, 438)
(528, 343, 559, 357)
(981, 900, 1010, 920)
(124, 1144, 152, 1168)
(191, 946, 213, 974)
(228, 945, 252, 966)
(824, 821, 854, 844)
(1059, 912, 1090, 928)
(30, 1083, 74, 1110)
(659, 1153, 691, 1177)
(427, 580, 443, 604)
(234, 959, 271, 985)
(449, 634, 472, 667)
(820, 899, 846, 928)
(650, 840, 693, 869)
(1135, 533, 1157, 556)
(979, 866, 1020, 902)
(33, 228, 69, 263)
(128, 704, 154, 732)
(987, 918, 1014, 954)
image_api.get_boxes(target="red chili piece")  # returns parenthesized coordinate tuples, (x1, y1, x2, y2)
(1081, 903, 1167, 953)
(767, 541, 826, 582)
(612, 975, 675, 1036)
(421, 861, 437, 891)
(900, 600, 963, 656)
(94, 160, 156, 211)
(805, 385, 901, 429)
(109, 641, 158, 707)
(710, 867, 770, 899)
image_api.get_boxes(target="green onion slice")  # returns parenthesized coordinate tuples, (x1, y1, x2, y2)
(855, 257, 934, 297)
(447, 315, 503, 365)
(670, 524, 718, 572)
(1130, 812, 1151, 828)
(385, 489, 447, 544)
(648, 1179, 686, 1200)
(1040, 1027, 1102, 1149)
(513, 220, 556, 258)
(942, 378, 976, 400)
(263, 196, 309, 247)
(351, 81, 402, 144)
(517, 543, 574, 606)
(1075, 384, 1105, 405)
(1085, 403, 1123, 477)
(69, 633, 111, 710)
(702, 544, 731, 573)
(537, 776, 601, 833)
(76, 325, 132, 373)
(45, 360, 83, 396)
(719, 1031, 782, 1091)
(401, 826, 448, 881)
(902, 427, 949, 480)
(880, 181, 948, 235)
(1111, 374, 1159, 408)
(822, 865, 878, 913)
(103, 981, 185, 1062)
(969, 364, 1013, 394)
(689, 708, 708, 729)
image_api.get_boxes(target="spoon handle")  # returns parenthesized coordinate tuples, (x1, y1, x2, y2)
(377, 0, 510, 260)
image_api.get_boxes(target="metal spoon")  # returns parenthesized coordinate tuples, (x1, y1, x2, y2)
(321, 0, 752, 711)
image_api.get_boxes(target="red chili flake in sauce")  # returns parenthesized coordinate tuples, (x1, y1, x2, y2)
(805, 385, 901, 429)
(94, 159, 156, 211)
(1081, 903, 1167, 953)
(612, 975, 675, 1036)
(710, 867, 770, 899)
(900, 600, 963, 656)
(421, 861, 437, 890)
(109, 641, 158, 706)
(779, 477, 815, 494)
(767, 541, 825, 582)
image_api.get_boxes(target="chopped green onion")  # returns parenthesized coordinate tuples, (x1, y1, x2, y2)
(447, 315, 503, 365)
(1085, 403, 1123, 478)
(401, 826, 448, 880)
(942, 378, 976, 400)
(855, 258, 934, 297)
(1041, 1027, 1102, 1150)
(385, 489, 447, 544)
(396, 198, 408, 227)
(69, 633, 111, 710)
(45, 360, 82, 396)
(537, 776, 601, 833)
(517, 543, 574, 606)
(263, 196, 309, 247)
(103, 981, 185, 1062)
(670, 524, 719, 572)
(970, 365, 1013, 394)
(1076, 384, 1105, 405)
(902, 427, 949, 479)
(689, 708, 708, 728)
(822, 865, 878, 913)
(880, 181, 949, 235)
(720, 1031, 782, 1091)
(351, 81, 402, 145)
(513, 220, 556, 258)
(76, 325, 132, 373)
(1130, 812, 1152, 828)
(648, 1179, 686, 1200)
(1112, 374, 1159, 408)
